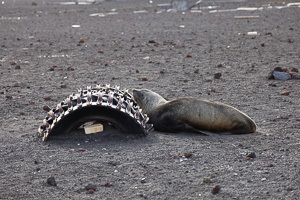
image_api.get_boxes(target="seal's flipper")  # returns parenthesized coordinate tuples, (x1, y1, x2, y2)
(195, 130, 232, 136)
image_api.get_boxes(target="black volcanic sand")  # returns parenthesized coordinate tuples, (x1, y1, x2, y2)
(0, 0, 299, 199)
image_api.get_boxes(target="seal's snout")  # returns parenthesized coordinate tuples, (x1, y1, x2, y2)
(132, 89, 142, 100)
(132, 89, 147, 108)
(132, 89, 139, 101)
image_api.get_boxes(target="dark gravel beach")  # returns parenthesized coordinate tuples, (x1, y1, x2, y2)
(0, 0, 300, 199)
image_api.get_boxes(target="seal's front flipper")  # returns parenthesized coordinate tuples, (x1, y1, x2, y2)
(198, 130, 232, 136)
(183, 124, 210, 135)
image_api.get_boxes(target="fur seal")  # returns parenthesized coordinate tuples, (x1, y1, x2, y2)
(132, 89, 256, 134)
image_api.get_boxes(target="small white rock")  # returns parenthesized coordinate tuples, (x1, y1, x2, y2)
(84, 123, 103, 134)
(247, 31, 258, 36)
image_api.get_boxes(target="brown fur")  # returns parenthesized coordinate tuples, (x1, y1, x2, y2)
(133, 89, 256, 134)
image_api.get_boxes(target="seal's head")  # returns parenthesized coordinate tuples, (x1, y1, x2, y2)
(132, 89, 167, 114)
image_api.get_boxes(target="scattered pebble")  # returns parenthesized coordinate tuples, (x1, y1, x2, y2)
(98, 50, 104, 53)
(214, 73, 222, 79)
(211, 185, 221, 194)
(46, 176, 57, 186)
(43, 105, 51, 112)
(173, 154, 181, 158)
(203, 177, 212, 184)
(286, 187, 295, 191)
(43, 96, 51, 101)
(5, 95, 12, 99)
(268, 67, 299, 80)
(140, 178, 146, 184)
(160, 70, 165, 74)
(29, 100, 36, 105)
(88, 189, 94, 194)
(246, 152, 256, 158)
(78, 148, 86, 151)
(280, 91, 290, 96)
(13, 82, 21, 87)
(61, 84, 67, 88)
(291, 68, 299, 73)
(141, 77, 148, 81)
(186, 54, 192, 58)
(273, 71, 291, 80)
(292, 74, 300, 79)
(104, 182, 111, 187)
(246, 156, 252, 160)
(184, 152, 192, 158)
(67, 66, 74, 71)
(139, 194, 147, 198)
(85, 184, 97, 191)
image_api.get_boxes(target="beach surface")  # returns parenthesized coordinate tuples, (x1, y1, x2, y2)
(0, 0, 300, 199)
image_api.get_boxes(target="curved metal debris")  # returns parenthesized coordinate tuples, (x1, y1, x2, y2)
(38, 84, 151, 141)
